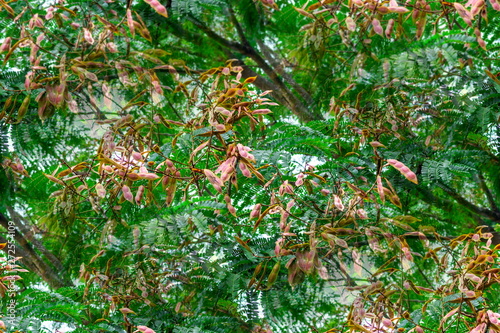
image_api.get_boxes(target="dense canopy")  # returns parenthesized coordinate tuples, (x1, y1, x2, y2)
(1, 0, 500, 332)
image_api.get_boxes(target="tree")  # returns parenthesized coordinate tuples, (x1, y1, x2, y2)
(1, 0, 500, 332)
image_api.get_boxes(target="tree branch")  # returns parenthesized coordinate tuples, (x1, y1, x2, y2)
(256, 39, 315, 106)
(226, 1, 249, 46)
(184, 16, 323, 122)
(439, 184, 500, 222)
(0, 211, 73, 289)
(6, 206, 66, 273)
(478, 172, 499, 212)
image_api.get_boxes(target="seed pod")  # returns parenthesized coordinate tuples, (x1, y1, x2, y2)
(164, 159, 174, 168)
(296, 251, 316, 274)
(454, 2, 473, 26)
(345, 17, 356, 31)
(0, 37, 11, 53)
(126, 9, 135, 36)
(376, 6, 390, 13)
(252, 108, 272, 115)
(382, 318, 393, 328)
(122, 185, 134, 203)
(219, 165, 234, 182)
(83, 28, 94, 44)
(133, 226, 141, 248)
(44, 173, 65, 186)
(136, 326, 156, 333)
(334, 195, 345, 210)
(275, 238, 284, 256)
(357, 209, 368, 219)
(490, 0, 500, 10)
(372, 19, 384, 36)
(227, 202, 237, 216)
(477, 35, 487, 50)
(135, 185, 145, 204)
(386, 159, 418, 184)
(385, 19, 395, 38)
(144, 0, 169, 18)
(267, 261, 281, 287)
(138, 173, 160, 180)
(236, 143, 250, 159)
(387, 6, 410, 12)
(238, 161, 251, 178)
(132, 151, 143, 161)
(249, 203, 262, 219)
(320, 188, 330, 195)
(203, 169, 223, 193)
(96, 183, 106, 198)
(376, 176, 385, 203)
(470, 0, 484, 16)
(126, 173, 140, 181)
(17, 94, 30, 121)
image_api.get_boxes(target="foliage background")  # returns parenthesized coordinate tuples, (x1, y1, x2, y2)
(1, 0, 500, 332)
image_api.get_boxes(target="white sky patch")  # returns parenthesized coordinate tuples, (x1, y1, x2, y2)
(41, 322, 75, 332)
(7, 125, 14, 152)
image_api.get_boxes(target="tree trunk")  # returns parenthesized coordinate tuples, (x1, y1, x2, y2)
(0, 211, 73, 289)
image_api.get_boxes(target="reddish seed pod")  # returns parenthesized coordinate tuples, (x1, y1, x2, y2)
(83, 28, 94, 44)
(227, 203, 237, 216)
(145, 0, 168, 18)
(220, 166, 234, 182)
(382, 318, 393, 328)
(132, 151, 143, 161)
(376, 6, 390, 13)
(238, 161, 251, 178)
(122, 185, 134, 203)
(126, 9, 135, 36)
(490, 0, 500, 10)
(136, 326, 156, 333)
(334, 195, 345, 210)
(237, 144, 250, 159)
(385, 19, 395, 38)
(139, 173, 160, 180)
(388, 6, 410, 12)
(477, 36, 486, 50)
(135, 185, 145, 204)
(106, 42, 118, 53)
(387, 159, 418, 184)
(454, 3, 473, 26)
(96, 183, 106, 198)
(470, 0, 484, 16)
(0, 37, 11, 53)
(127, 173, 140, 181)
(357, 209, 368, 219)
(372, 19, 384, 36)
(250, 204, 262, 219)
(252, 109, 272, 115)
(376, 176, 385, 202)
